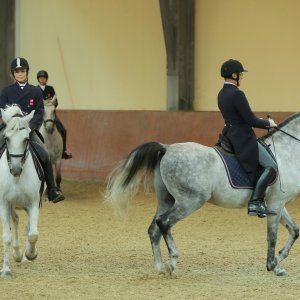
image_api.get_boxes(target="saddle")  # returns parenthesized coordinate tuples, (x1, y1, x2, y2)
(215, 135, 277, 189)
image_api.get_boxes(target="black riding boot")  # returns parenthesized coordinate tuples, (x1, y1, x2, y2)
(55, 118, 72, 160)
(61, 135, 72, 160)
(31, 141, 65, 203)
(248, 167, 277, 218)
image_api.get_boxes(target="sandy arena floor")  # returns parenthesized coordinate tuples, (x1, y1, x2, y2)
(0, 179, 300, 299)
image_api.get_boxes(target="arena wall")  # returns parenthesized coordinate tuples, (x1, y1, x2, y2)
(59, 110, 292, 180)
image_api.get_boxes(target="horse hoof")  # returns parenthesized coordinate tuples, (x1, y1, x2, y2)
(165, 262, 174, 276)
(274, 266, 288, 276)
(1, 270, 12, 278)
(12, 252, 23, 263)
(25, 251, 38, 261)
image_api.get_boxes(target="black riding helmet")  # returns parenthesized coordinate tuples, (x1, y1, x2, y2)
(37, 70, 48, 79)
(10, 57, 29, 72)
(221, 59, 247, 78)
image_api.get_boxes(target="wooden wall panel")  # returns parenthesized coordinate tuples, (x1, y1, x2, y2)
(58, 110, 293, 180)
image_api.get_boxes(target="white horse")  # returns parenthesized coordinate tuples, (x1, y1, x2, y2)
(106, 113, 300, 277)
(39, 96, 63, 190)
(0, 106, 42, 277)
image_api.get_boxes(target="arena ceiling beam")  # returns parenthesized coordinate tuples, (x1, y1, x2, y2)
(159, 0, 195, 111)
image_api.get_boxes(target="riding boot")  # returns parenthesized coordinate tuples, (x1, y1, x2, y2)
(55, 118, 72, 160)
(30, 141, 65, 203)
(248, 167, 277, 218)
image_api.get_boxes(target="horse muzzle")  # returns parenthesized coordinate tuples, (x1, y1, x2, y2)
(10, 166, 23, 177)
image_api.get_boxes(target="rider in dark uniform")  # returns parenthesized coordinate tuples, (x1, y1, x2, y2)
(37, 70, 72, 160)
(0, 57, 64, 203)
(218, 59, 277, 218)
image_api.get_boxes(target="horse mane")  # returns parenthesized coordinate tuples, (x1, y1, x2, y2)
(261, 112, 300, 140)
(3, 105, 24, 119)
(4, 114, 30, 138)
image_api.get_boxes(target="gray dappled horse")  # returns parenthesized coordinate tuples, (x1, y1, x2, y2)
(39, 96, 63, 190)
(106, 113, 300, 277)
(0, 106, 41, 277)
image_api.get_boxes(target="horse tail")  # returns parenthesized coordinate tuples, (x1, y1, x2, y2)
(105, 142, 167, 218)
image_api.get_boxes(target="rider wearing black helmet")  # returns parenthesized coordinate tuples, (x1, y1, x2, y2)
(218, 59, 277, 218)
(37, 70, 72, 160)
(0, 57, 65, 203)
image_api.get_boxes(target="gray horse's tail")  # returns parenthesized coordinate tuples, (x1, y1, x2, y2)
(105, 142, 166, 218)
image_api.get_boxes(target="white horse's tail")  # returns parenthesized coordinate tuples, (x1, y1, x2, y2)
(105, 142, 167, 219)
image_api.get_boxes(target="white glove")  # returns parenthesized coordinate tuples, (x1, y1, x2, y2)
(268, 118, 277, 127)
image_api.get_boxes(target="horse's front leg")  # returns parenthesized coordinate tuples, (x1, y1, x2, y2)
(25, 204, 39, 260)
(54, 159, 62, 189)
(266, 214, 288, 276)
(0, 207, 12, 277)
(11, 209, 23, 262)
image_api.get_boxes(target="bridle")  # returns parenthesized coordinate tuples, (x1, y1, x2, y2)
(6, 136, 29, 165)
(43, 102, 56, 130)
(43, 118, 55, 126)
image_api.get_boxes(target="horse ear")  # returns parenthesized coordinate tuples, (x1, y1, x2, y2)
(23, 110, 35, 123)
(1, 108, 9, 124)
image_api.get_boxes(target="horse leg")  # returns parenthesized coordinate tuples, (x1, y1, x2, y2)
(0, 206, 12, 277)
(266, 214, 288, 276)
(11, 209, 23, 263)
(276, 207, 299, 264)
(25, 204, 39, 260)
(156, 195, 204, 275)
(149, 166, 175, 274)
(54, 159, 62, 189)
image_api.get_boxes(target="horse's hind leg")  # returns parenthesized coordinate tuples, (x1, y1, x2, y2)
(277, 208, 299, 264)
(25, 204, 39, 260)
(149, 166, 175, 274)
(11, 209, 23, 262)
(156, 193, 205, 275)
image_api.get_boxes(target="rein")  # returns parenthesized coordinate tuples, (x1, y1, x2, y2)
(274, 127, 300, 142)
(267, 126, 300, 194)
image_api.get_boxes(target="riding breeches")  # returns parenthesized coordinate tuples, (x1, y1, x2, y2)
(257, 142, 277, 172)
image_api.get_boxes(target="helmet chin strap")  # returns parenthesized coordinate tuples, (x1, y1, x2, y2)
(228, 73, 240, 86)
(236, 73, 240, 86)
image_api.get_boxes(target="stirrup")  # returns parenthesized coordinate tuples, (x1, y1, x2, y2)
(248, 201, 277, 218)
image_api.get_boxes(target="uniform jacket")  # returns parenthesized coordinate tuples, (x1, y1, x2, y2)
(218, 83, 270, 175)
(38, 85, 58, 108)
(0, 82, 44, 130)
(38, 85, 55, 100)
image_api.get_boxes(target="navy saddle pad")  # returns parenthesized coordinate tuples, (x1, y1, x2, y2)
(214, 146, 255, 189)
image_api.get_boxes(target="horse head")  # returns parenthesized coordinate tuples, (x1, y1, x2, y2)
(1, 107, 35, 177)
(43, 97, 57, 134)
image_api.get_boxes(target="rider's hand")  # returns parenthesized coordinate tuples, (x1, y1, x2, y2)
(268, 118, 277, 128)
